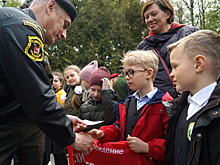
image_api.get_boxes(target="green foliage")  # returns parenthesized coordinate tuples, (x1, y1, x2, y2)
(4, 0, 219, 73)
(205, 0, 220, 33)
(47, 0, 147, 73)
(1, 0, 22, 7)
(171, 0, 219, 32)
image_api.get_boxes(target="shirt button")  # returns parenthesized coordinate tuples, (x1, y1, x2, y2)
(177, 147, 181, 154)
(197, 133, 202, 138)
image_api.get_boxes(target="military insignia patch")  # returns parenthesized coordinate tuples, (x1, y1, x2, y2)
(187, 122, 195, 141)
(25, 36, 45, 61)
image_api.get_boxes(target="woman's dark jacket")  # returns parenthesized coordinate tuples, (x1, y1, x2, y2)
(137, 23, 199, 98)
(165, 82, 220, 165)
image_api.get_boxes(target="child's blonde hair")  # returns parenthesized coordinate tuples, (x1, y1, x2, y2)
(121, 50, 159, 80)
(64, 65, 81, 74)
(168, 30, 220, 78)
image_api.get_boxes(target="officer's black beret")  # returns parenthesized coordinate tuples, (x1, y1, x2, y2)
(56, 0, 77, 22)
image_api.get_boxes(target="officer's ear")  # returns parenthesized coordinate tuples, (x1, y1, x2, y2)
(46, 0, 56, 16)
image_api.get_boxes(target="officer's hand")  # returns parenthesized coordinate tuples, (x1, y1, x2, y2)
(87, 129, 104, 139)
(71, 133, 94, 155)
(66, 115, 87, 132)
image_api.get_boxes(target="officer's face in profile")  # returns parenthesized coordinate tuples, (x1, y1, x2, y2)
(44, 4, 71, 45)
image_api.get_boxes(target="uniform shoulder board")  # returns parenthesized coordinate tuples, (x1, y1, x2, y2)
(23, 20, 44, 39)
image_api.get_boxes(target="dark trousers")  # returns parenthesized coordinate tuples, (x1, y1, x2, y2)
(43, 136, 68, 165)
(0, 122, 45, 165)
(43, 152, 68, 165)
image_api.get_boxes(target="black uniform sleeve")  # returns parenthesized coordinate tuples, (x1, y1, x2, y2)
(0, 15, 75, 146)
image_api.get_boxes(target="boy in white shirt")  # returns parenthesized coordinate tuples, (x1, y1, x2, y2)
(165, 30, 220, 165)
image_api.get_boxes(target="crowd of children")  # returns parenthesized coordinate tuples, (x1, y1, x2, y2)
(43, 29, 220, 165)
(3, 0, 219, 163)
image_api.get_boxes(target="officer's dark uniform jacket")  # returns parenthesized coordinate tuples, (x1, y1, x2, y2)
(165, 81, 220, 165)
(0, 7, 75, 146)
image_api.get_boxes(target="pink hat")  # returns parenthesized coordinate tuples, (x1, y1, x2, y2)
(79, 60, 98, 82)
(89, 67, 110, 87)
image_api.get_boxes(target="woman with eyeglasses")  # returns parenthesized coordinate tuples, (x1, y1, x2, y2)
(137, 0, 198, 98)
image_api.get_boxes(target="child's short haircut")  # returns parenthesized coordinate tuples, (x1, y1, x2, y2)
(122, 50, 159, 80)
(52, 71, 65, 86)
(168, 30, 220, 78)
(64, 65, 81, 74)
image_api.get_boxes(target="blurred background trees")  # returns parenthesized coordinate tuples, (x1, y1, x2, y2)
(171, 0, 219, 32)
(47, 0, 147, 73)
(1, 0, 219, 73)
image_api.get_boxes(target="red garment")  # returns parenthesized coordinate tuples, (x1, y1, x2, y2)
(67, 140, 142, 165)
(110, 73, 120, 79)
(99, 91, 173, 165)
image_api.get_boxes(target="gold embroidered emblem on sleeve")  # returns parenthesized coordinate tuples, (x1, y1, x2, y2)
(25, 36, 45, 61)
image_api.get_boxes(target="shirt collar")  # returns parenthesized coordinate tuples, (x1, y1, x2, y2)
(23, 8, 36, 21)
(188, 82, 217, 106)
(132, 88, 158, 101)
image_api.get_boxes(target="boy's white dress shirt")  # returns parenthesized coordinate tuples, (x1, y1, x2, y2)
(187, 82, 217, 120)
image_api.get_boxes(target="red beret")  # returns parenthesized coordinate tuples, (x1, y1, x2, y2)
(110, 73, 120, 79)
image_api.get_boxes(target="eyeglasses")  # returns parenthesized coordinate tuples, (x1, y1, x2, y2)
(122, 69, 148, 78)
